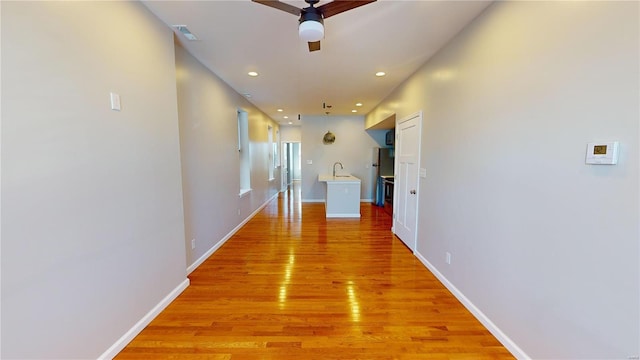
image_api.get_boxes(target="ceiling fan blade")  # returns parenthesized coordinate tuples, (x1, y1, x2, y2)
(252, 0, 301, 16)
(317, 0, 376, 19)
(308, 41, 321, 52)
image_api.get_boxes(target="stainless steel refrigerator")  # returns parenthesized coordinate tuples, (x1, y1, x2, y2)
(372, 147, 394, 206)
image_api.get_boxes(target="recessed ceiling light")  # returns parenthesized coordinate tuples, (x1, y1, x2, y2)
(248, 71, 259, 77)
(173, 25, 198, 41)
(351, 110, 357, 113)
(277, 109, 283, 112)
(288, 122, 293, 125)
(284, 116, 289, 119)
(243, 93, 251, 98)
(355, 103, 363, 107)
(375, 71, 386, 77)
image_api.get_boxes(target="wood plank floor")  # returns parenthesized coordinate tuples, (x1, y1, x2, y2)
(117, 182, 513, 359)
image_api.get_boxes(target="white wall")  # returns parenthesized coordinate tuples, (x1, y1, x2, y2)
(366, 129, 392, 149)
(280, 125, 301, 142)
(367, 2, 639, 359)
(1, 2, 187, 358)
(301, 115, 379, 202)
(175, 45, 280, 270)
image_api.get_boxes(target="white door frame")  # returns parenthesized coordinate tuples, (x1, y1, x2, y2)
(281, 141, 301, 191)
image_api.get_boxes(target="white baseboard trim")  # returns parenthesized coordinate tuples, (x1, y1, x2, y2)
(326, 213, 361, 218)
(414, 251, 529, 360)
(99, 278, 190, 360)
(186, 192, 278, 275)
(186, 237, 227, 275)
(360, 198, 373, 203)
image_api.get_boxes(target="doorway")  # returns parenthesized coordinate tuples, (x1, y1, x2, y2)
(281, 142, 301, 191)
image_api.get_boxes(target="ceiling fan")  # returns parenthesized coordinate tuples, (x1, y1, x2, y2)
(253, 0, 376, 52)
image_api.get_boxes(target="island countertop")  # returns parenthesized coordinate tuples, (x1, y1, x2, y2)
(318, 174, 361, 183)
(318, 174, 361, 218)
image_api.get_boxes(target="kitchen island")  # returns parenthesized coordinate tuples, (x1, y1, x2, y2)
(318, 174, 361, 218)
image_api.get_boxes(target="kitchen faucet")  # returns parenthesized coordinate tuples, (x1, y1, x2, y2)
(333, 162, 344, 177)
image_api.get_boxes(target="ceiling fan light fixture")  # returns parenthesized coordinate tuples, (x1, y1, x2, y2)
(253, 0, 376, 52)
(299, 20, 324, 42)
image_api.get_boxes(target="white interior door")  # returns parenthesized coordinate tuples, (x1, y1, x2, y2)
(372, 147, 380, 204)
(393, 112, 421, 251)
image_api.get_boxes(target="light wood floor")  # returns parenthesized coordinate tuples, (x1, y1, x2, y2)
(117, 182, 513, 359)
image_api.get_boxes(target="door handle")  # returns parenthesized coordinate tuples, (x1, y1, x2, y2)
(410, 190, 416, 195)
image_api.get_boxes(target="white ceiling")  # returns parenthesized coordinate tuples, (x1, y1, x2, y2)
(142, 0, 492, 125)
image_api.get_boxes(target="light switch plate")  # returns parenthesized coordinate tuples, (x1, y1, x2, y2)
(110, 92, 121, 111)
(420, 168, 427, 178)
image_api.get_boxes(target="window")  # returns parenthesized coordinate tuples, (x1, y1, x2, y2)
(274, 129, 280, 168)
(268, 125, 275, 181)
(238, 110, 251, 196)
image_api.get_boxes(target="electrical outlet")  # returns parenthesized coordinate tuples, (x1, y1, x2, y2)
(237, 209, 241, 215)
(445, 252, 451, 265)
(191, 238, 196, 250)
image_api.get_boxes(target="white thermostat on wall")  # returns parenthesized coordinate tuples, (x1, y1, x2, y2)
(585, 141, 619, 165)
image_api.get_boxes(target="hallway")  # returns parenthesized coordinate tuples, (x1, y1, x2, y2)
(117, 184, 512, 359)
